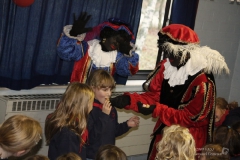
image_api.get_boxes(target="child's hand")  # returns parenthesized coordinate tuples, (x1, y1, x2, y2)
(127, 116, 140, 127)
(102, 99, 112, 115)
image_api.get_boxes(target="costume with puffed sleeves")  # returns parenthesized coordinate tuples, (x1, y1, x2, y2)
(57, 21, 139, 84)
(120, 24, 230, 160)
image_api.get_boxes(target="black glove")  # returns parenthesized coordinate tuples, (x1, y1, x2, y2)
(117, 38, 133, 55)
(137, 101, 156, 115)
(110, 95, 130, 109)
(69, 12, 92, 37)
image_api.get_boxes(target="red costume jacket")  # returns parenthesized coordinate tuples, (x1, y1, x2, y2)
(123, 59, 216, 160)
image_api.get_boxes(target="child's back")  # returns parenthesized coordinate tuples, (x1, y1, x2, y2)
(45, 82, 94, 160)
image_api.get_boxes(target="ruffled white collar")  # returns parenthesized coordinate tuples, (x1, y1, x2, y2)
(88, 39, 117, 67)
(163, 57, 206, 87)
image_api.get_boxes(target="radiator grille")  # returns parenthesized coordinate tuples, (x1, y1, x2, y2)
(1, 92, 139, 112)
(2, 94, 63, 112)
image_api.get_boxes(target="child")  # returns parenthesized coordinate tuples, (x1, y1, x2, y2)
(199, 144, 229, 160)
(94, 144, 127, 160)
(232, 120, 240, 134)
(213, 125, 240, 159)
(86, 69, 140, 159)
(0, 115, 42, 160)
(25, 155, 49, 160)
(45, 82, 95, 160)
(215, 97, 239, 128)
(155, 124, 196, 160)
(57, 152, 82, 160)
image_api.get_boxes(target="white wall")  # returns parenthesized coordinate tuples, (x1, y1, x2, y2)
(194, 0, 240, 101)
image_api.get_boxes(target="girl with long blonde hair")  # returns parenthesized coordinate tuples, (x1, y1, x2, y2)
(45, 82, 94, 160)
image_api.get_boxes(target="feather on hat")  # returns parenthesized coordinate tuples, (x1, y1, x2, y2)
(160, 24, 230, 75)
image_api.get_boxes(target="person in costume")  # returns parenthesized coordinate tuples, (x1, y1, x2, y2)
(110, 24, 230, 160)
(86, 69, 139, 160)
(57, 12, 139, 85)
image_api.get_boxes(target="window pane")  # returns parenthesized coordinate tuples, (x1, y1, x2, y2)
(135, 0, 167, 70)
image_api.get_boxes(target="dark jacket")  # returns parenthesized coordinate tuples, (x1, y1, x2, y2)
(48, 127, 86, 160)
(86, 99, 130, 159)
(222, 107, 240, 126)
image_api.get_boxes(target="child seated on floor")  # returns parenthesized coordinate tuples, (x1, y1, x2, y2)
(94, 144, 127, 160)
(155, 124, 196, 160)
(199, 143, 229, 160)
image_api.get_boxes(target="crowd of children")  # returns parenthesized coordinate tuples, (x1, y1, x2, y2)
(1, 77, 240, 160)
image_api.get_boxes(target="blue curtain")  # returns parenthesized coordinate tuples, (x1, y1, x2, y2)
(170, 0, 199, 29)
(155, 0, 199, 65)
(0, 0, 143, 90)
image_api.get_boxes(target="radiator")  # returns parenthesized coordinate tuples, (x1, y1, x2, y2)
(0, 91, 156, 158)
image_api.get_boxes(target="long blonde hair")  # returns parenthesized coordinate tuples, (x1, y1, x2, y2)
(0, 115, 42, 153)
(45, 82, 94, 144)
(156, 125, 196, 160)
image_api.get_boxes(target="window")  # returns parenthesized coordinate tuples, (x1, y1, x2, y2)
(135, 0, 167, 70)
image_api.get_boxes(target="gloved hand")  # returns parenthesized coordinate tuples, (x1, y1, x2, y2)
(137, 101, 156, 115)
(118, 41, 133, 56)
(110, 95, 130, 109)
(69, 12, 92, 37)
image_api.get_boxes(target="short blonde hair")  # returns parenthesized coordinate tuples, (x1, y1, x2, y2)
(25, 154, 49, 160)
(56, 152, 82, 160)
(0, 115, 42, 153)
(86, 69, 115, 90)
(156, 124, 196, 160)
(95, 144, 127, 160)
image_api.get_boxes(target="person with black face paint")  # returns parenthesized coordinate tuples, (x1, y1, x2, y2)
(57, 12, 139, 85)
(110, 24, 230, 160)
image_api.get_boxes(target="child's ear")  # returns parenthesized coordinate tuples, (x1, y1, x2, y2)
(14, 150, 29, 157)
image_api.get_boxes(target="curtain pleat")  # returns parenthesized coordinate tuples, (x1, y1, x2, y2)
(170, 0, 199, 29)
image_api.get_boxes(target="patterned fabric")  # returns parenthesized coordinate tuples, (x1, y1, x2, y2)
(123, 60, 216, 160)
(57, 26, 139, 84)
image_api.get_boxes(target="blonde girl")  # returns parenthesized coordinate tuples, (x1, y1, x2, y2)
(0, 115, 42, 159)
(45, 82, 94, 160)
(155, 124, 196, 160)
